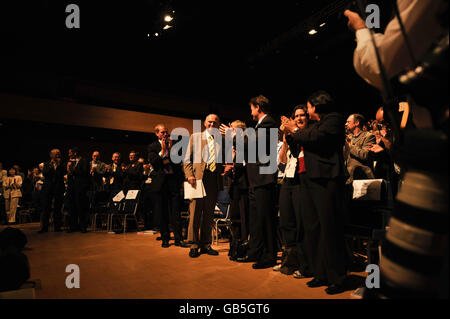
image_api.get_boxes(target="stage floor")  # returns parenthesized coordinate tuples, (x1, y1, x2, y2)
(3, 223, 361, 299)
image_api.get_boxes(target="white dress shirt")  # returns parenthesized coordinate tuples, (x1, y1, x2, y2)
(353, 0, 444, 90)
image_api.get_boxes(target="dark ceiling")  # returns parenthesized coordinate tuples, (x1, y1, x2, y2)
(1, 0, 388, 120)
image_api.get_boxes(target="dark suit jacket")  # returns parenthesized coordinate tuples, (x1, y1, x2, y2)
(123, 161, 144, 191)
(148, 140, 184, 184)
(68, 157, 91, 190)
(286, 112, 348, 180)
(42, 161, 66, 193)
(105, 163, 124, 191)
(245, 115, 279, 188)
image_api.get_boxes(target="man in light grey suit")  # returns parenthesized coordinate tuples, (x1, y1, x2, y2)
(184, 114, 224, 258)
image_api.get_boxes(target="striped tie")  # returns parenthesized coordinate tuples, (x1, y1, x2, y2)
(207, 135, 216, 172)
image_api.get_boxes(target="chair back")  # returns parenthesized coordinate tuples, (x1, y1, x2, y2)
(122, 190, 141, 215)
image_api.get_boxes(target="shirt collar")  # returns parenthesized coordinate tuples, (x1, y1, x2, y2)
(257, 114, 268, 126)
(352, 131, 362, 139)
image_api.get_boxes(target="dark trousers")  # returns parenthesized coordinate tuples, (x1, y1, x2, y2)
(160, 176, 183, 242)
(299, 174, 347, 285)
(187, 170, 219, 249)
(142, 188, 161, 230)
(41, 188, 64, 230)
(247, 183, 278, 264)
(68, 186, 89, 231)
(229, 186, 249, 241)
(279, 177, 312, 274)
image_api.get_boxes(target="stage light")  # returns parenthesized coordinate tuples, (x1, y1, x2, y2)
(164, 15, 173, 22)
(309, 29, 318, 35)
(320, 22, 326, 27)
(154, 32, 159, 37)
(163, 25, 172, 30)
(147, 33, 150, 37)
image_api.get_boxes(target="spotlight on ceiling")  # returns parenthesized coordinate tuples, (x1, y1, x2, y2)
(309, 29, 318, 35)
(320, 22, 326, 27)
(163, 25, 173, 30)
(154, 32, 159, 37)
(164, 15, 173, 22)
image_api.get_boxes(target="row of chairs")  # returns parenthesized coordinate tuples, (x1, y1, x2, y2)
(89, 189, 140, 233)
(88, 188, 234, 241)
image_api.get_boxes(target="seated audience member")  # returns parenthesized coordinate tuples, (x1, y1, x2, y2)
(344, 114, 376, 183)
(2, 167, 23, 225)
(369, 107, 394, 177)
(276, 105, 313, 278)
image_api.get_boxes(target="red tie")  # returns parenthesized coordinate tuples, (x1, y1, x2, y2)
(297, 146, 306, 174)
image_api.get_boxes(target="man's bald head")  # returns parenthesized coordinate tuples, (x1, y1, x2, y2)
(376, 107, 384, 122)
(204, 114, 220, 130)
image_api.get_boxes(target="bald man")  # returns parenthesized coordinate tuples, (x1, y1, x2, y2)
(38, 148, 66, 233)
(184, 114, 224, 257)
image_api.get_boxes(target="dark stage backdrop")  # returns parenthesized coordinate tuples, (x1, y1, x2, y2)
(0, 119, 156, 172)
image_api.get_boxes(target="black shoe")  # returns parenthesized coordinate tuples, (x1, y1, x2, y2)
(325, 284, 346, 295)
(175, 241, 191, 248)
(200, 247, 219, 256)
(80, 228, 87, 233)
(66, 229, 74, 233)
(156, 236, 162, 241)
(306, 278, 328, 288)
(54, 228, 63, 232)
(162, 241, 170, 248)
(37, 228, 48, 234)
(236, 255, 257, 263)
(189, 248, 200, 258)
(252, 261, 276, 269)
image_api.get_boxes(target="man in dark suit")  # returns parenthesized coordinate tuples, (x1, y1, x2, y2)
(184, 114, 224, 258)
(66, 147, 91, 233)
(281, 90, 349, 295)
(38, 148, 65, 233)
(105, 152, 124, 193)
(148, 124, 187, 247)
(237, 95, 279, 269)
(123, 151, 144, 192)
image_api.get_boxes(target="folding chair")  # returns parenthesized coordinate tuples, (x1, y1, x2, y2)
(90, 190, 112, 231)
(212, 198, 232, 246)
(344, 179, 393, 266)
(121, 190, 141, 233)
(106, 190, 126, 233)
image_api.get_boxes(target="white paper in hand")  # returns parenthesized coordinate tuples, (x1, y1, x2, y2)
(184, 180, 206, 199)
